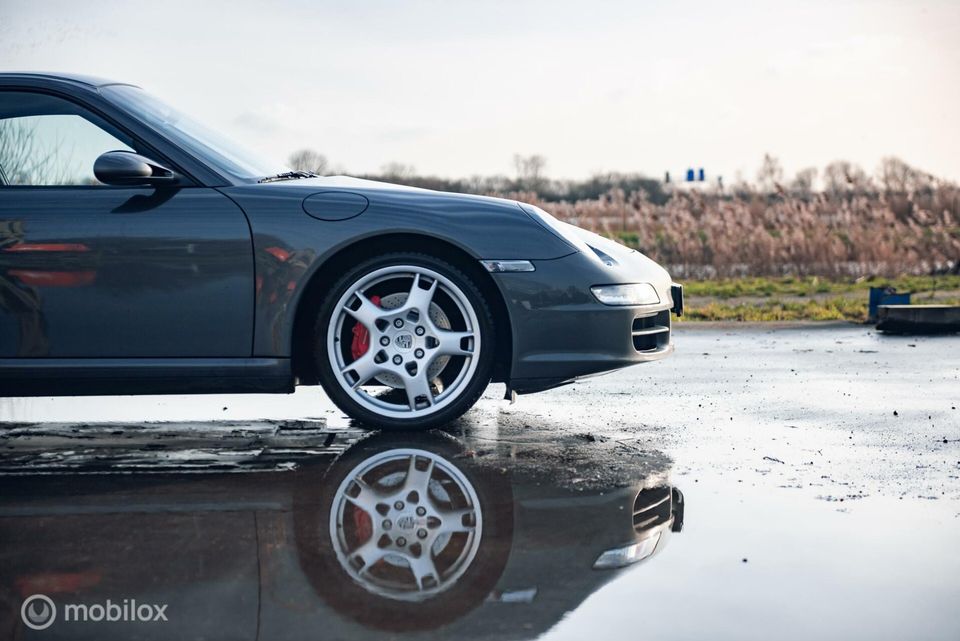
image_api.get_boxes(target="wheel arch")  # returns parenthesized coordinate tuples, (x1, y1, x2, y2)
(291, 233, 513, 385)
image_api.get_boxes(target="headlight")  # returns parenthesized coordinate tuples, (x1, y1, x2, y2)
(591, 283, 660, 306)
(593, 533, 661, 569)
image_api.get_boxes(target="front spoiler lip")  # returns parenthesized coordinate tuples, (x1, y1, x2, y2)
(508, 343, 674, 395)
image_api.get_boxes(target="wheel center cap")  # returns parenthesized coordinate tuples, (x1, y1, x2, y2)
(394, 333, 414, 352)
(397, 513, 427, 530)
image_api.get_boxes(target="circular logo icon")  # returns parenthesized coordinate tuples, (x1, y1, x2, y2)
(21, 594, 56, 631)
(394, 333, 413, 351)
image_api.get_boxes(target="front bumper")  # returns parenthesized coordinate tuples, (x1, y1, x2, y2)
(491, 250, 680, 394)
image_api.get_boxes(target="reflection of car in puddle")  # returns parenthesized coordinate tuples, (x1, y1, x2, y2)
(0, 425, 683, 640)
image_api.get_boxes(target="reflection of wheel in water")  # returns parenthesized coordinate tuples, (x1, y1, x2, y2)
(331, 448, 482, 600)
(294, 435, 513, 631)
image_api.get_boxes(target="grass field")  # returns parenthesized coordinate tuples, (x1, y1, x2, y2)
(679, 275, 960, 322)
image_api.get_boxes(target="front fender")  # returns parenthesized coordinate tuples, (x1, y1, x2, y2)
(220, 183, 576, 356)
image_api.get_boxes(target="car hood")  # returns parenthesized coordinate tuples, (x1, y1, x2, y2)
(266, 175, 514, 205)
(295, 175, 431, 192)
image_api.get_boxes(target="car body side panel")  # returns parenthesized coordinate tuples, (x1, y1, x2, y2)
(0, 183, 273, 395)
(220, 182, 576, 357)
(0, 187, 254, 358)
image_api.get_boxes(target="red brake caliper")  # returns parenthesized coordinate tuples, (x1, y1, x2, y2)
(350, 295, 381, 360)
(352, 506, 373, 543)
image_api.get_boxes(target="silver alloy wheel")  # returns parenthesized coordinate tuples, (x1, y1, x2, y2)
(365, 291, 453, 389)
(327, 265, 482, 420)
(330, 448, 483, 601)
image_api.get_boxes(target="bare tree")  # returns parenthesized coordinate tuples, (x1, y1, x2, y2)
(878, 156, 932, 194)
(790, 167, 818, 197)
(755, 153, 783, 194)
(513, 153, 547, 192)
(380, 162, 416, 180)
(823, 160, 869, 197)
(0, 118, 78, 185)
(287, 148, 328, 175)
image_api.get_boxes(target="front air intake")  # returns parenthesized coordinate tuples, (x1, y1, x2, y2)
(632, 310, 671, 352)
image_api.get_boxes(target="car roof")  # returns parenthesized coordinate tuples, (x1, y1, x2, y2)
(0, 72, 136, 89)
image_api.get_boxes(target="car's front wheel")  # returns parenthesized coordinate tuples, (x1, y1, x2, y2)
(315, 253, 494, 430)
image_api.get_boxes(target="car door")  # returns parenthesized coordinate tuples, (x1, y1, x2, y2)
(0, 90, 253, 358)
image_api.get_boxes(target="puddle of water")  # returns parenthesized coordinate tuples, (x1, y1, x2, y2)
(1, 422, 957, 640)
(0, 427, 678, 640)
(549, 468, 960, 641)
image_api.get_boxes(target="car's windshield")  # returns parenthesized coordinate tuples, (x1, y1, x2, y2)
(101, 84, 285, 182)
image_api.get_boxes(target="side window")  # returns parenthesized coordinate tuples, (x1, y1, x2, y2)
(0, 91, 135, 186)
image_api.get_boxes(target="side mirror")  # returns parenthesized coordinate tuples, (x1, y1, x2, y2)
(94, 151, 176, 186)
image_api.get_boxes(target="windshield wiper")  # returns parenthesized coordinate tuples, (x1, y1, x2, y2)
(258, 170, 317, 183)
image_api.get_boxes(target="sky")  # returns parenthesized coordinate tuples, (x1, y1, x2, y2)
(2, 0, 959, 183)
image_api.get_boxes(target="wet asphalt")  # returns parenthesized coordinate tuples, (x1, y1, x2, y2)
(1, 324, 958, 640)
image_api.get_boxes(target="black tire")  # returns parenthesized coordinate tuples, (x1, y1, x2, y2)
(314, 252, 495, 431)
(293, 432, 514, 632)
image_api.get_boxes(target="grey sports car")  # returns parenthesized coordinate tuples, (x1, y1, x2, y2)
(0, 73, 682, 429)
